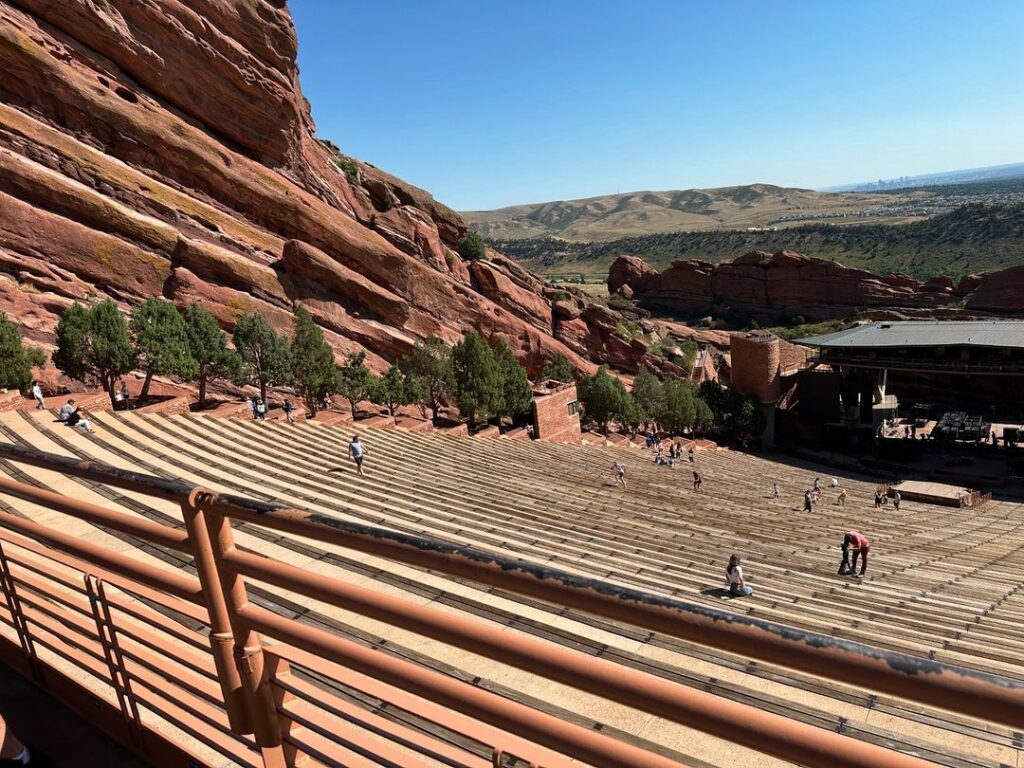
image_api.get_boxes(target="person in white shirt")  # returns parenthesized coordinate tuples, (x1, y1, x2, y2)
(348, 435, 366, 476)
(610, 460, 626, 488)
(726, 554, 754, 597)
(30, 381, 45, 410)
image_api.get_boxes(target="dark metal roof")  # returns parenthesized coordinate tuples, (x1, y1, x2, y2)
(799, 321, 1024, 350)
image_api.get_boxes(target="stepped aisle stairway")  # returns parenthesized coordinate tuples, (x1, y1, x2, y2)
(0, 410, 1021, 767)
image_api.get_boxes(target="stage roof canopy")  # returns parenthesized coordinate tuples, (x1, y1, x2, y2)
(799, 321, 1024, 351)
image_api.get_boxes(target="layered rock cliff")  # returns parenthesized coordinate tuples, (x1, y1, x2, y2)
(0, 0, 688, 380)
(609, 251, 1018, 322)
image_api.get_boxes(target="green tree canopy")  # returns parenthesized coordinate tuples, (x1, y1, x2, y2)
(131, 298, 197, 400)
(52, 300, 136, 403)
(729, 393, 767, 444)
(630, 367, 664, 427)
(698, 380, 729, 425)
(617, 389, 644, 433)
(457, 231, 487, 261)
(693, 397, 715, 433)
(577, 366, 627, 433)
(451, 331, 503, 430)
(492, 338, 534, 421)
(232, 312, 292, 403)
(0, 313, 46, 392)
(371, 362, 422, 416)
(400, 336, 454, 420)
(290, 305, 338, 416)
(182, 303, 240, 409)
(337, 350, 374, 417)
(541, 353, 574, 383)
(659, 379, 697, 435)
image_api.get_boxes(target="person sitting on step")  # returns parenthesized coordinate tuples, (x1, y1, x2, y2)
(725, 554, 754, 597)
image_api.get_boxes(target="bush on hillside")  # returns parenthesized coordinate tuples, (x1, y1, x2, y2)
(457, 231, 488, 261)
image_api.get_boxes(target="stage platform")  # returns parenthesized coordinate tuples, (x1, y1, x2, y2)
(892, 479, 990, 508)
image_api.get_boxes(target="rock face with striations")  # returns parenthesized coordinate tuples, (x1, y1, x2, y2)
(0, 0, 686, 379)
(609, 251, 1020, 322)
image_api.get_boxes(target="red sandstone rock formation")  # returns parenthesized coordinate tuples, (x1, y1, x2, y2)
(609, 251, 1019, 322)
(0, 0, 688, 381)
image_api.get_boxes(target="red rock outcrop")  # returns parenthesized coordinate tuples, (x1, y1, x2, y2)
(0, 0, 686, 382)
(610, 251, 1021, 322)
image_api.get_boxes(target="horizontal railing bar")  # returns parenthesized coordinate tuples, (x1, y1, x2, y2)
(0, 529, 209, 624)
(266, 646, 579, 768)
(23, 627, 112, 684)
(127, 672, 261, 765)
(1, 444, 1020, 732)
(124, 654, 229, 726)
(278, 713, 418, 768)
(0, 510, 202, 604)
(18, 596, 100, 648)
(243, 604, 689, 768)
(275, 677, 491, 768)
(122, 647, 223, 710)
(10, 574, 93, 621)
(6, 551, 87, 593)
(230, 549, 935, 768)
(113, 620, 218, 682)
(103, 593, 211, 654)
(0, 475, 188, 552)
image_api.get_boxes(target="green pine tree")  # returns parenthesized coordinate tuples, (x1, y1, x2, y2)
(630, 367, 664, 428)
(131, 299, 198, 400)
(290, 305, 338, 416)
(232, 312, 292, 403)
(541, 353, 574, 383)
(0, 313, 46, 391)
(451, 331, 503, 430)
(371, 362, 420, 416)
(659, 379, 698, 435)
(492, 339, 534, 422)
(577, 365, 627, 433)
(52, 300, 136, 404)
(400, 336, 453, 420)
(337, 350, 374, 417)
(181, 303, 240, 410)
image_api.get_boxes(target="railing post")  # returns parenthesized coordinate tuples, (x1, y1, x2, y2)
(181, 490, 250, 734)
(0, 542, 39, 679)
(85, 576, 143, 748)
(190, 491, 286, 768)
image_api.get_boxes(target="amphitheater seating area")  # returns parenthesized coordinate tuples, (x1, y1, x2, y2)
(0, 409, 1022, 768)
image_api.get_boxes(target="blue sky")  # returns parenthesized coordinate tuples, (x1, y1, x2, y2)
(291, 0, 1024, 210)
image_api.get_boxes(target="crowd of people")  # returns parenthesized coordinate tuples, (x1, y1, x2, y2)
(29, 389, 898, 603)
(607, 435, 895, 600)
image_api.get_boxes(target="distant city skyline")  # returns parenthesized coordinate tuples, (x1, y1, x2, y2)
(290, 0, 1024, 210)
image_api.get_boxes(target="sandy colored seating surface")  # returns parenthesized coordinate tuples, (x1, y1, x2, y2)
(0, 410, 1021, 768)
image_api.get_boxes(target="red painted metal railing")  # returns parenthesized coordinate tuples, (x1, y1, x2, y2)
(0, 443, 1019, 767)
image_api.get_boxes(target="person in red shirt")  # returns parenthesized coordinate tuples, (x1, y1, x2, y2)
(839, 531, 871, 577)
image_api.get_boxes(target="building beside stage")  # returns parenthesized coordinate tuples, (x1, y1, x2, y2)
(795, 320, 1024, 448)
(728, 320, 1024, 452)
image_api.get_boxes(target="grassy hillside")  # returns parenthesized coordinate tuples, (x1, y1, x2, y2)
(493, 204, 1024, 281)
(464, 184, 931, 242)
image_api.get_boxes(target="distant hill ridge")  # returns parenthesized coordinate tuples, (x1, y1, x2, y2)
(493, 203, 1024, 281)
(463, 183, 927, 242)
